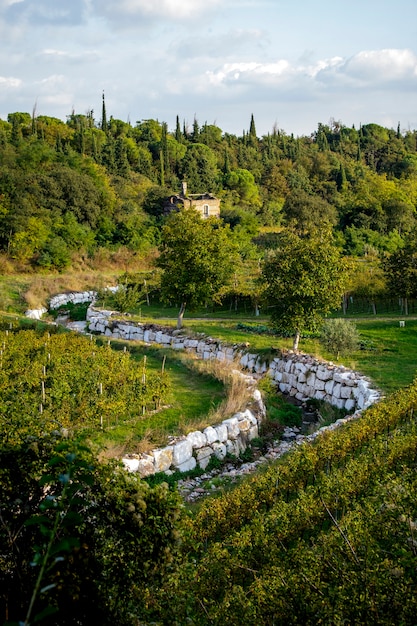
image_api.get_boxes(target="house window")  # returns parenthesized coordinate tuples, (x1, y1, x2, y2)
(203, 204, 209, 216)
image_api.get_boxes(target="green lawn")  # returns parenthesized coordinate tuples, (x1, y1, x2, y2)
(155, 317, 417, 395)
(87, 341, 226, 453)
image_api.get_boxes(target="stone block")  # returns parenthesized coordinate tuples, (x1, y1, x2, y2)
(153, 447, 173, 473)
(172, 439, 193, 467)
(196, 446, 213, 463)
(306, 372, 316, 387)
(240, 408, 257, 425)
(333, 397, 346, 410)
(332, 383, 342, 399)
(223, 417, 240, 439)
(137, 455, 155, 477)
(316, 366, 334, 381)
(212, 441, 227, 460)
(214, 423, 228, 442)
(284, 359, 293, 373)
(187, 430, 207, 449)
(204, 426, 219, 444)
(248, 425, 259, 440)
(177, 457, 197, 473)
(122, 457, 140, 472)
(226, 439, 238, 456)
(237, 417, 251, 433)
(325, 379, 335, 395)
(240, 353, 249, 368)
(340, 385, 353, 399)
(345, 398, 356, 412)
(314, 379, 326, 391)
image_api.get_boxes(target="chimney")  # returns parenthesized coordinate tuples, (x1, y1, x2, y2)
(181, 181, 187, 197)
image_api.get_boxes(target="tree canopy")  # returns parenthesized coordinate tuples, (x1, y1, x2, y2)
(262, 227, 350, 349)
(156, 209, 238, 328)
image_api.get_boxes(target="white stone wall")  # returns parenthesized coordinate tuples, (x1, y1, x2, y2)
(49, 290, 98, 310)
(24, 297, 380, 478)
(86, 306, 380, 414)
(122, 402, 266, 477)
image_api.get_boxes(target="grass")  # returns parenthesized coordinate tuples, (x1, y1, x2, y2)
(176, 318, 417, 394)
(343, 318, 417, 393)
(88, 342, 229, 454)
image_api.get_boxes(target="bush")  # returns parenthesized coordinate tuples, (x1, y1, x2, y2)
(320, 318, 359, 359)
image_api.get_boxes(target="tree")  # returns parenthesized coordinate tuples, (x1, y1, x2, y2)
(382, 237, 417, 315)
(283, 189, 337, 232)
(0, 436, 182, 626)
(180, 143, 219, 193)
(157, 209, 237, 328)
(262, 227, 349, 349)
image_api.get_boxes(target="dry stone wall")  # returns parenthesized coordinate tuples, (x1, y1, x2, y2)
(123, 396, 266, 477)
(86, 306, 381, 476)
(26, 297, 381, 478)
(86, 306, 380, 413)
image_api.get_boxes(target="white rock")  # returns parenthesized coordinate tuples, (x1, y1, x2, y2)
(204, 426, 219, 444)
(214, 423, 228, 442)
(172, 439, 193, 467)
(187, 430, 207, 449)
(153, 447, 173, 473)
(222, 417, 240, 439)
(122, 457, 140, 472)
(177, 457, 197, 472)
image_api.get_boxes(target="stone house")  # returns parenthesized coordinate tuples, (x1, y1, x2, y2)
(164, 181, 221, 219)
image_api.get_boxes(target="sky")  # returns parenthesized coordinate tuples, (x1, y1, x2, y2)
(1, 0, 417, 137)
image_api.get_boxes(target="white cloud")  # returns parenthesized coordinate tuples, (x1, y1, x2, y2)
(343, 48, 417, 83)
(202, 49, 417, 95)
(173, 29, 265, 60)
(93, 0, 221, 24)
(39, 48, 99, 64)
(0, 0, 86, 26)
(0, 75, 21, 87)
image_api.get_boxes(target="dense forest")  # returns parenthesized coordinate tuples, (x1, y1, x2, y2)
(1, 99, 417, 275)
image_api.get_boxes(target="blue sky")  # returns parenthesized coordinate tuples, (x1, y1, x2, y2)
(1, 0, 416, 136)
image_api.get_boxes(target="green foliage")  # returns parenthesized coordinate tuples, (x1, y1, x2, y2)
(262, 227, 350, 349)
(50, 301, 91, 321)
(0, 327, 171, 446)
(383, 235, 417, 311)
(0, 106, 417, 273)
(157, 209, 238, 327)
(320, 318, 360, 358)
(0, 437, 182, 625)
(153, 382, 417, 625)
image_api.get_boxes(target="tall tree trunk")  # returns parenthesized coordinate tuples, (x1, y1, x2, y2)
(293, 330, 300, 351)
(177, 302, 186, 329)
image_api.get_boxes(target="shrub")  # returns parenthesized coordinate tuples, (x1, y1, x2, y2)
(320, 318, 359, 359)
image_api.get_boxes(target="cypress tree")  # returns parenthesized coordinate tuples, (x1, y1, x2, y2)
(101, 91, 108, 133)
(175, 115, 182, 143)
(249, 113, 257, 146)
(192, 117, 199, 142)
